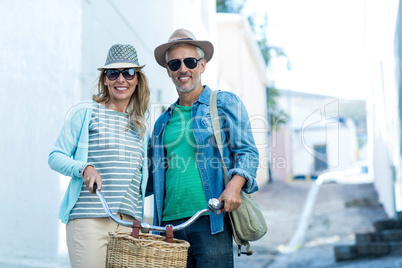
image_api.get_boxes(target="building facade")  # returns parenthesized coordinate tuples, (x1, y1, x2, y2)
(363, 0, 402, 218)
(271, 91, 361, 182)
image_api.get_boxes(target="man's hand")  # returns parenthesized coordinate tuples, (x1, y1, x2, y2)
(217, 175, 246, 215)
(82, 165, 102, 194)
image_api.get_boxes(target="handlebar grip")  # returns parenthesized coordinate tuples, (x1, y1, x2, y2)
(218, 201, 225, 210)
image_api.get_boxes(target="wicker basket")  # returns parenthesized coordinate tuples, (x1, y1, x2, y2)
(106, 231, 190, 268)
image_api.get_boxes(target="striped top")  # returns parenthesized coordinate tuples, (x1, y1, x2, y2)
(69, 102, 144, 221)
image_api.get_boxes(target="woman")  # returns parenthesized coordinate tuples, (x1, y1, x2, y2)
(48, 44, 151, 268)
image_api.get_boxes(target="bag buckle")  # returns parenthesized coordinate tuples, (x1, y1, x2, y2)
(238, 245, 253, 256)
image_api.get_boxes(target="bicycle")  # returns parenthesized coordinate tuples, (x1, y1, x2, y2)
(95, 184, 224, 267)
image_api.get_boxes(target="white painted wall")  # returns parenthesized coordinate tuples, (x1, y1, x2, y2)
(293, 118, 358, 175)
(0, 1, 82, 266)
(364, 0, 401, 217)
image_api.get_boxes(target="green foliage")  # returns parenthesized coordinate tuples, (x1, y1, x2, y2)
(267, 87, 288, 130)
(216, 0, 246, 13)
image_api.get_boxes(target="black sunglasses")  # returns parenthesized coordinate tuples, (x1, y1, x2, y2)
(105, 68, 136, 81)
(167, 57, 203, 71)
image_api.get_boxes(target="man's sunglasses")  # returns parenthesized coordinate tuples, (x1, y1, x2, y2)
(105, 68, 136, 81)
(167, 57, 203, 71)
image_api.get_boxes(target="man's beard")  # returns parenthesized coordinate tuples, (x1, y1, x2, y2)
(171, 66, 201, 93)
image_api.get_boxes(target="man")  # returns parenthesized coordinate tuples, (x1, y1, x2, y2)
(150, 28, 259, 267)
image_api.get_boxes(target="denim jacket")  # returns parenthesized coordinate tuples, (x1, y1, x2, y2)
(149, 86, 259, 234)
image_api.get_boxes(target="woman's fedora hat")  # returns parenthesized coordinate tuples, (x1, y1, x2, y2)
(154, 29, 214, 67)
(98, 44, 145, 71)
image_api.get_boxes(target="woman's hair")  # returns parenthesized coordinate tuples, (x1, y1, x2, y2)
(92, 69, 150, 139)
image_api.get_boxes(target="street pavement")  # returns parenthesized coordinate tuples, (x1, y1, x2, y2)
(234, 180, 402, 268)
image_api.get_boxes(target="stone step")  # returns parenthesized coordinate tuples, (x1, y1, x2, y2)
(381, 229, 402, 241)
(374, 219, 402, 231)
(334, 241, 402, 262)
(356, 242, 391, 257)
(334, 245, 357, 261)
(335, 213, 402, 262)
(389, 241, 402, 255)
(356, 232, 380, 243)
(356, 229, 402, 243)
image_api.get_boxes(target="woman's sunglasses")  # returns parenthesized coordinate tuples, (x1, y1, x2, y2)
(167, 57, 203, 71)
(105, 68, 136, 81)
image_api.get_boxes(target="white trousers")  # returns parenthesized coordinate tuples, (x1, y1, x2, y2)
(66, 214, 134, 268)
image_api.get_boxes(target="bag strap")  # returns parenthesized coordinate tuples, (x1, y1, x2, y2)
(210, 90, 254, 257)
(210, 90, 230, 186)
(165, 225, 174, 243)
(131, 220, 141, 238)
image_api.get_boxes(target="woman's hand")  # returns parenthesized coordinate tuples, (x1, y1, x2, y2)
(82, 165, 102, 194)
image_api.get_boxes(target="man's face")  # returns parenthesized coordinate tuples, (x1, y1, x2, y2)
(166, 44, 205, 93)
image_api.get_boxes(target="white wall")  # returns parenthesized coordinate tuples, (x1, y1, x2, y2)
(364, 0, 401, 217)
(0, 1, 82, 266)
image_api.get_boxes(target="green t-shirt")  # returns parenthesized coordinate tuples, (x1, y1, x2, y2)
(162, 104, 207, 221)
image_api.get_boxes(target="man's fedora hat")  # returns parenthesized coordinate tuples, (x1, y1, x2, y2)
(98, 44, 145, 71)
(154, 29, 214, 67)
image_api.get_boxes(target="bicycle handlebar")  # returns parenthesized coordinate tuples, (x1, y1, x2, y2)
(94, 183, 224, 233)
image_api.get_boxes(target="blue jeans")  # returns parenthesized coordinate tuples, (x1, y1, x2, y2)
(162, 215, 233, 268)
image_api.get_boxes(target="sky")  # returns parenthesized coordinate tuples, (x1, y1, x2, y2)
(243, 0, 367, 100)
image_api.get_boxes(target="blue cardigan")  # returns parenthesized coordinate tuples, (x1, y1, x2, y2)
(48, 100, 149, 224)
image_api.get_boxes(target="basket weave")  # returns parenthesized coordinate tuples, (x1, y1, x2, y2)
(106, 232, 190, 268)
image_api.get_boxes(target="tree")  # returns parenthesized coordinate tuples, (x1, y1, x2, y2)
(216, 0, 246, 13)
(267, 86, 288, 131)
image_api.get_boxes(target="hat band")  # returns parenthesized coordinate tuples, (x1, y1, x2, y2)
(172, 38, 194, 41)
(106, 59, 139, 65)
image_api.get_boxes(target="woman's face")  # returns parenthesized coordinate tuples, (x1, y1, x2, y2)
(103, 68, 138, 105)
